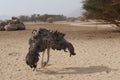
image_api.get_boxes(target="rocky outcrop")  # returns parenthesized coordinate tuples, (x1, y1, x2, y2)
(0, 17, 26, 31)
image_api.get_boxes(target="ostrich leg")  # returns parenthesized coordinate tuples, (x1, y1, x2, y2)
(41, 50, 45, 68)
(42, 48, 50, 67)
(46, 48, 50, 65)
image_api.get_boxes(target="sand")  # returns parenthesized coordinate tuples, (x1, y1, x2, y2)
(0, 21, 120, 80)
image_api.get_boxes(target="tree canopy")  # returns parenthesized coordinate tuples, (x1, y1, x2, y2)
(83, 0, 120, 27)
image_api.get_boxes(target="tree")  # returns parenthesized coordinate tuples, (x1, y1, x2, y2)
(19, 15, 30, 22)
(83, 0, 120, 27)
(18, 14, 67, 22)
(31, 14, 37, 22)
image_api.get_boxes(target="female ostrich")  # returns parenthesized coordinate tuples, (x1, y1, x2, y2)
(25, 28, 76, 71)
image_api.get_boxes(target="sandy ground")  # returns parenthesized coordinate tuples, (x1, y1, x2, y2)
(0, 22, 120, 80)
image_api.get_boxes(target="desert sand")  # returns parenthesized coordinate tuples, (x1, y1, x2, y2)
(0, 21, 120, 80)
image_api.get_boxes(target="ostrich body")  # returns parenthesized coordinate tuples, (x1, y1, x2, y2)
(26, 28, 76, 70)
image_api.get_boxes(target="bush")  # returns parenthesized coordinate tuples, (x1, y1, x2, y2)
(79, 17, 88, 22)
(47, 17, 54, 23)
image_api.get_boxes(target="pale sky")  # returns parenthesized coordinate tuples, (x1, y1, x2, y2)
(0, 0, 83, 19)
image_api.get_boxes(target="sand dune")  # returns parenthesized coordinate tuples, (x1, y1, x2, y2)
(0, 22, 120, 80)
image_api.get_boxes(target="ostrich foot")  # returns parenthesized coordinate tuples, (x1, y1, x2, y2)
(41, 62, 47, 68)
(42, 62, 47, 67)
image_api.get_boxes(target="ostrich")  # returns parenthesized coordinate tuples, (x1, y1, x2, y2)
(25, 28, 76, 71)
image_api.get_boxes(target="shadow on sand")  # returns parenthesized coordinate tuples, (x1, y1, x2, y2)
(37, 66, 117, 75)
